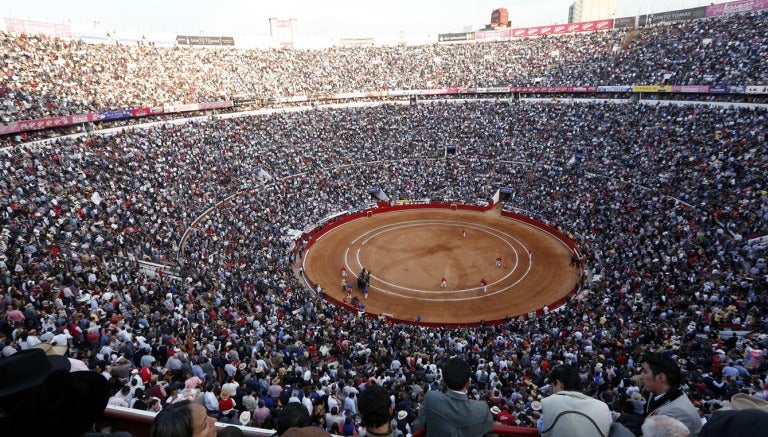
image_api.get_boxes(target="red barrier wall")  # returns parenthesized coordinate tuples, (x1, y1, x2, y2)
(413, 424, 540, 437)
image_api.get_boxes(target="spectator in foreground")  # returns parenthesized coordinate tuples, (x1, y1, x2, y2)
(417, 357, 493, 437)
(538, 364, 612, 437)
(358, 384, 394, 436)
(699, 393, 768, 436)
(151, 399, 218, 437)
(638, 353, 702, 436)
(277, 402, 331, 436)
(641, 414, 690, 437)
(0, 348, 122, 437)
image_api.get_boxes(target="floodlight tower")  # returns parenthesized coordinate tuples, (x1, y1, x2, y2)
(269, 18, 297, 49)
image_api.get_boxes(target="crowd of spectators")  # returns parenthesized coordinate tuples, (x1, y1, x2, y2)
(2, 10, 767, 125)
(608, 11, 768, 86)
(1, 98, 767, 435)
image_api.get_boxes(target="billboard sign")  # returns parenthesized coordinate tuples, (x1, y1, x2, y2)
(639, 7, 706, 26)
(438, 32, 476, 42)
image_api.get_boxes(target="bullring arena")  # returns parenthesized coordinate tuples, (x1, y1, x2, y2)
(2, 4, 768, 437)
(303, 206, 581, 325)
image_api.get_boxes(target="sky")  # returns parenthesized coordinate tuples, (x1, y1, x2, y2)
(3, 0, 730, 47)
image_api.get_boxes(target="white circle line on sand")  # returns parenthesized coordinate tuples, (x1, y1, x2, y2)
(352, 221, 519, 293)
(339, 218, 533, 301)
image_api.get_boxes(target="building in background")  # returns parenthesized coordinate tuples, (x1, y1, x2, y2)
(568, 0, 618, 23)
(484, 8, 511, 30)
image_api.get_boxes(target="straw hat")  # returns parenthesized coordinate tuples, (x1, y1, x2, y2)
(239, 411, 251, 424)
(726, 393, 768, 412)
(31, 342, 68, 357)
(397, 410, 408, 420)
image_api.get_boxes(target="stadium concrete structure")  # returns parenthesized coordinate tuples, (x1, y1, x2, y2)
(1, 3, 768, 437)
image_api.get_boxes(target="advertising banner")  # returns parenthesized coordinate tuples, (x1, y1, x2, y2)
(68, 113, 100, 124)
(475, 28, 512, 40)
(508, 19, 613, 38)
(639, 7, 707, 26)
(474, 87, 512, 93)
(1, 116, 68, 135)
(271, 96, 309, 103)
(0, 112, 106, 135)
(706, 0, 768, 16)
(597, 86, 633, 92)
(509, 86, 540, 93)
(176, 35, 235, 46)
(421, 88, 450, 96)
(745, 85, 768, 94)
(670, 85, 710, 93)
(131, 107, 152, 117)
(388, 90, 419, 97)
(0, 100, 226, 136)
(632, 85, 672, 92)
(539, 86, 574, 93)
(506, 86, 597, 93)
(4, 18, 72, 38)
(197, 101, 233, 110)
(571, 86, 598, 92)
(99, 109, 133, 121)
(164, 103, 200, 113)
(438, 32, 476, 42)
(613, 16, 636, 29)
(708, 85, 730, 93)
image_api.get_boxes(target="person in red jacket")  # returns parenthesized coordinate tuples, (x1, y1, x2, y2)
(497, 404, 515, 425)
(218, 389, 236, 415)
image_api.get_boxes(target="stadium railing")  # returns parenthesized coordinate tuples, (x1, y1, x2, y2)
(412, 425, 541, 437)
(100, 405, 542, 436)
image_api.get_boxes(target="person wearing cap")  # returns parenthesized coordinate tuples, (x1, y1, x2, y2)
(219, 389, 236, 415)
(538, 364, 612, 437)
(699, 393, 768, 436)
(636, 352, 702, 436)
(395, 410, 412, 437)
(358, 384, 394, 437)
(416, 357, 493, 437)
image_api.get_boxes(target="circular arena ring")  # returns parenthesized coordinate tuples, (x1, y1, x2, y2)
(302, 203, 581, 326)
